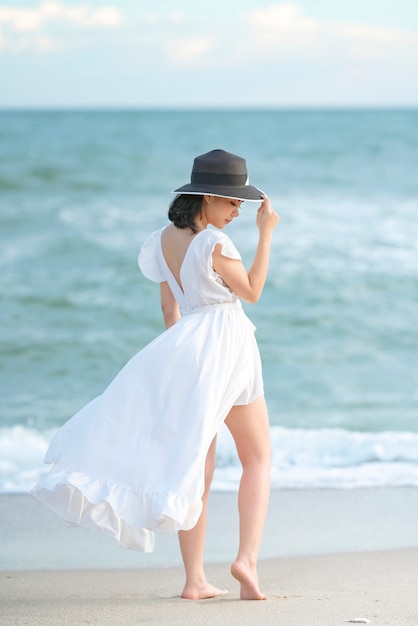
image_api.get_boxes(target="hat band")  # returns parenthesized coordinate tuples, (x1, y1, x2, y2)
(191, 171, 248, 187)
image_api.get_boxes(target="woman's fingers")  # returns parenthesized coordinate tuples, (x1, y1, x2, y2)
(257, 196, 280, 231)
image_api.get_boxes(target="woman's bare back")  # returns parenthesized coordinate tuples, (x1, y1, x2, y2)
(160, 225, 198, 292)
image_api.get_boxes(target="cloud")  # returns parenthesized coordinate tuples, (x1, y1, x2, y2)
(249, 3, 317, 33)
(0, 1, 123, 52)
(165, 35, 215, 66)
(244, 2, 418, 60)
(0, 2, 123, 31)
(139, 11, 184, 26)
(157, 2, 418, 70)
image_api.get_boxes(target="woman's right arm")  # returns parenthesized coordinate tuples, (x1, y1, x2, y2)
(212, 196, 279, 304)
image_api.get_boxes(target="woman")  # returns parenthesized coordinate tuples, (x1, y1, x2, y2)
(32, 149, 279, 601)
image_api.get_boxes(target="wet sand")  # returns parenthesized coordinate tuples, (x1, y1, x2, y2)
(1, 489, 418, 624)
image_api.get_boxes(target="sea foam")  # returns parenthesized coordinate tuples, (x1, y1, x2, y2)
(2, 424, 418, 494)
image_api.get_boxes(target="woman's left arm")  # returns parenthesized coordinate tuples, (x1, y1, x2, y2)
(160, 281, 180, 328)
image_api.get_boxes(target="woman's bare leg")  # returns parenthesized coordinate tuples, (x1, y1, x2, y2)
(178, 436, 227, 599)
(225, 396, 271, 600)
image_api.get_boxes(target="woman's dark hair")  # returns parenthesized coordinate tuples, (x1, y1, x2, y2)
(168, 194, 204, 234)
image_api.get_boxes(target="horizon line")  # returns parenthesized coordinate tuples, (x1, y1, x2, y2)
(0, 104, 417, 112)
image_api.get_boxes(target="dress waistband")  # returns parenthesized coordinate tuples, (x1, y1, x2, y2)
(181, 300, 242, 316)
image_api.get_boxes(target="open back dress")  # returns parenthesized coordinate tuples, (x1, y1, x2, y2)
(31, 226, 264, 552)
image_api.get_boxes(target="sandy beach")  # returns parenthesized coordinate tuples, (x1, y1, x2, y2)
(1, 489, 418, 625)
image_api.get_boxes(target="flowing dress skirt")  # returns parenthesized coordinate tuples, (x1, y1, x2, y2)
(31, 302, 263, 551)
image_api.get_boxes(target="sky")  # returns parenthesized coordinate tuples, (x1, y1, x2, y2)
(0, 0, 418, 108)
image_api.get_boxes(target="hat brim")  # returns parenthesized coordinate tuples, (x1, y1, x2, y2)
(171, 183, 264, 202)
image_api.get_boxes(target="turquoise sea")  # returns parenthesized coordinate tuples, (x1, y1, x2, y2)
(1, 109, 417, 491)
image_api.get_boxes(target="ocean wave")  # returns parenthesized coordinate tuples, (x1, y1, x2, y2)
(1, 424, 418, 494)
(214, 425, 418, 490)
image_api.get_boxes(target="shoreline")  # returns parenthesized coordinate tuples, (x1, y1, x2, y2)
(2, 487, 418, 571)
(2, 489, 418, 624)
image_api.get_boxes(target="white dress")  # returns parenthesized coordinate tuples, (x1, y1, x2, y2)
(31, 227, 264, 552)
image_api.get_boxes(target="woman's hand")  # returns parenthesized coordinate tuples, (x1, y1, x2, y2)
(256, 196, 280, 235)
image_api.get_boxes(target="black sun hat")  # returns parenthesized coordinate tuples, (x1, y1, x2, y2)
(172, 149, 264, 202)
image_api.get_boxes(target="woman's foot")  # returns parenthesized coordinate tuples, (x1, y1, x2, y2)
(181, 581, 228, 600)
(231, 559, 267, 600)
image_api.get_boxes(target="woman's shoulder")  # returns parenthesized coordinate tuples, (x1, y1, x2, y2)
(200, 228, 241, 261)
(137, 227, 166, 282)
